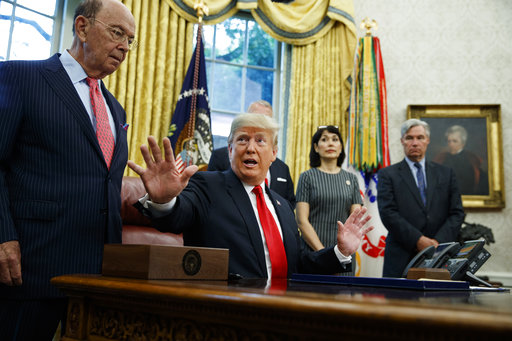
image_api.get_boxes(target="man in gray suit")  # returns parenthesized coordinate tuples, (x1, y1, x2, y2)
(377, 119, 464, 278)
(0, 0, 135, 338)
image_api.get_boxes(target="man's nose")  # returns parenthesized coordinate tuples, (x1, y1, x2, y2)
(246, 139, 257, 152)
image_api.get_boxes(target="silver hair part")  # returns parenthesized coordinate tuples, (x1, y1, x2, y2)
(445, 125, 467, 144)
(401, 119, 430, 138)
(227, 113, 279, 147)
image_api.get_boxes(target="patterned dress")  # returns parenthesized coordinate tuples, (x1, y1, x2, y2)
(296, 168, 362, 248)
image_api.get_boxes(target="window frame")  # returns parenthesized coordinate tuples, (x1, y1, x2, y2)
(199, 11, 283, 149)
(1, 0, 65, 61)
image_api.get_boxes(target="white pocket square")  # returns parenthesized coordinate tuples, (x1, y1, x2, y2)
(277, 177, 287, 182)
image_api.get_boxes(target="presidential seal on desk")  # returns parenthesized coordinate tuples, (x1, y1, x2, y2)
(183, 249, 202, 276)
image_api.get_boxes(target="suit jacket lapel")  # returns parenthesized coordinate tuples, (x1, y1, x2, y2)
(266, 186, 296, 268)
(398, 159, 425, 209)
(40, 54, 104, 161)
(224, 170, 267, 275)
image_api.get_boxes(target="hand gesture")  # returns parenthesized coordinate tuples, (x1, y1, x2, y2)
(336, 207, 374, 256)
(0, 240, 22, 286)
(127, 136, 198, 204)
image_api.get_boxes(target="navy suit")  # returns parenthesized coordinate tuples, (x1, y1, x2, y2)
(207, 146, 296, 207)
(148, 170, 347, 278)
(0, 54, 128, 299)
(377, 159, 464, 277)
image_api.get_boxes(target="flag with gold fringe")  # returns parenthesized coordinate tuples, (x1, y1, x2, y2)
(344, 31, 390, 277)
(168, 23, 213, 173)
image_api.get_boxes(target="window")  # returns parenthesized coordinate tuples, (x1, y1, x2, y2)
(199, 13, 281, 148)
(0, 0, 60, 61)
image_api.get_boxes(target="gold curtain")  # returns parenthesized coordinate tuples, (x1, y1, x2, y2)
(285, 21, 356, 182)
(103, 0, 195, 176)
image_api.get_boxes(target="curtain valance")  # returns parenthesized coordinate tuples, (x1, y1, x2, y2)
(164, 0, 356, 45)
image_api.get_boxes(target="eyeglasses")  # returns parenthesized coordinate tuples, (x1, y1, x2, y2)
(92, 18, 138, 50)
(317, 125, 339, 130)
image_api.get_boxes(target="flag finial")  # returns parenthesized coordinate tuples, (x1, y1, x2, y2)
(360, 17, 378, 36)
(194, 0, 209, 23)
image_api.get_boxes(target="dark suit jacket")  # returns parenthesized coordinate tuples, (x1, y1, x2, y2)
(377, 159, 464, 278)
(0, 54, 128, 298)
(207, 146, 296, 207)
(150, 170, 347, 278)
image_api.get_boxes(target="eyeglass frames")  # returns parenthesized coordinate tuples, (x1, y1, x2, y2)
(91, 18, 138, 50)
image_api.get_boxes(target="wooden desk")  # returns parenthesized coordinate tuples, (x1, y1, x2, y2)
(52, 274, 512, 340)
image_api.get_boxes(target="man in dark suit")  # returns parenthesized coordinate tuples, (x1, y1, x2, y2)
(128, 113, 373, 279)
(208, 100, 296, 207)
(377, 119, 464, 278)
(0, 0, 135, 338)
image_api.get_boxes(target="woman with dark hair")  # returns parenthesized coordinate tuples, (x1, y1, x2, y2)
(296, 126, 362, 264)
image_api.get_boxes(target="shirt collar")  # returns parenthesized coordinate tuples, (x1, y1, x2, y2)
(60, 49, 89, 85)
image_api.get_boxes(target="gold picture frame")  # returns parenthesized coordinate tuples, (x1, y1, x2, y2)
(407, 104, 504, 209)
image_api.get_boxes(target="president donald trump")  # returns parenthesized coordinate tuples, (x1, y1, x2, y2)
(129, 113, 373, 279)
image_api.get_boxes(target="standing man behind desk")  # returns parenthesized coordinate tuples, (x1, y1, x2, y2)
(377, 119, 464, 278)
(208, 100, 296, 207)
(129, 114, 373, 279)
(0, 0, 135, 339)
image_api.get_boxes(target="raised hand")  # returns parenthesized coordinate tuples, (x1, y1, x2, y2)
(336, 207, 374, 256)
(127, 136, 198, 204)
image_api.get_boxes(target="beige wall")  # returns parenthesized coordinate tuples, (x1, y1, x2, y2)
(353, 0, 512, 283)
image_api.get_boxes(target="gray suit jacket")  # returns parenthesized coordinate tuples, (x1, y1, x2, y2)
(377, 159, 464, 277)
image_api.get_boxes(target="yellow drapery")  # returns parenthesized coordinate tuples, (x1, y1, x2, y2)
(285, 21, 356, 182)
(104, 0, 195, 176)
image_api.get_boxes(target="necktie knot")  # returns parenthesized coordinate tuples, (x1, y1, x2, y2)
(414, 162, 421, 170)
(86, 77, 98, 89)
(252, 185, 263, 196)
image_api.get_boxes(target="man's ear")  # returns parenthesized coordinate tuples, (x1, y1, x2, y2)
(75, 15, 89, 42)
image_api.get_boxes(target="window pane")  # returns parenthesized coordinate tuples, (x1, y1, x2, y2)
(245, 68, 274, 106)
(9, 6, 53, 60)
(202, 24, 213, 59)
(17, 0, 56, 16)
(247, 21, 275, 68)
(215, 18, 245, 63)
(211, 112, 235, 148)
(210, 63, 242, 112)
(0, 2, 14, 61)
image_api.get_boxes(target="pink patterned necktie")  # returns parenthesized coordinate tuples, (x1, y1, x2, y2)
(252, 185, 288, 279)
(86, 77, 115, 168)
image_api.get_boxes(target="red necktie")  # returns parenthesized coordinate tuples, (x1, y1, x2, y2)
(86, 77, 115, 168)
(252, 185, 288, 279)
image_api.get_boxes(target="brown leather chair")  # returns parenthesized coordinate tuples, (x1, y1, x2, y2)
(121, 176, 183, 246)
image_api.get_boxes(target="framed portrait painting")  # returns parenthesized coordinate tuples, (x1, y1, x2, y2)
(407, 104, 504, 209)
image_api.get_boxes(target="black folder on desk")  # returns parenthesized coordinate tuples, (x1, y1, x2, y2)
(290, 274, 470, 291)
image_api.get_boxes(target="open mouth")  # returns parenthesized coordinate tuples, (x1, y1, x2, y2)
(243, 159, 258, 167)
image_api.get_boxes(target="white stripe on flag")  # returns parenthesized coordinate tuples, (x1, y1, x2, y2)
(175, 154, 185, 174)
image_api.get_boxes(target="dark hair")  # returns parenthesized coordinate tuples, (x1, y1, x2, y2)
(309, 126, 345, 167)
(72, 0, 103, 35)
